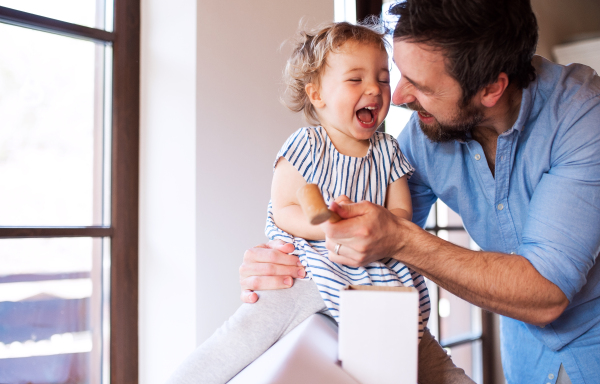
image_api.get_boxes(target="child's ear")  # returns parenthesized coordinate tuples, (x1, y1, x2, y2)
(305, 83, 325, 108)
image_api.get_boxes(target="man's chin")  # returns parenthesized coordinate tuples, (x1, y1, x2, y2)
(418, 120, 470, 143)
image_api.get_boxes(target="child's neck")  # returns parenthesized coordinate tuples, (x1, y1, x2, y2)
(322, 125, 371, 157)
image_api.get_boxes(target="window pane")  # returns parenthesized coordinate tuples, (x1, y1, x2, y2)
(0, 238, 108, 384)
(439, 288, 482, 340)
(0, 0, 104, 29)
(0, 24, 107, 226)
(435, 200, 464, 228)
(446, 341, 483, 383)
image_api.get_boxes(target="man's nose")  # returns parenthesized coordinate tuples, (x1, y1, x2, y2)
(392, 79, 415, 106)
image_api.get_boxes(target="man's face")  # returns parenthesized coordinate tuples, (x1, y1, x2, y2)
(392, 40, 483, 142)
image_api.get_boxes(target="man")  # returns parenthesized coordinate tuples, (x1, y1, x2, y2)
(240, 1, 600, 382)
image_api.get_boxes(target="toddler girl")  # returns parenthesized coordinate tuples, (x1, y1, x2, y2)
(168, 21, 472, 384)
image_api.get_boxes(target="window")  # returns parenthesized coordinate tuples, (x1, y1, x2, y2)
(0, 1, 139, 382)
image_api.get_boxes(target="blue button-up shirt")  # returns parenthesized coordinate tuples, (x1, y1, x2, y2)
(398, 56, 600, 384)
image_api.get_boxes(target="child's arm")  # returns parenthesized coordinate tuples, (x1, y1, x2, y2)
(385, 175, 413, 221)
(271, 157, 325, 240)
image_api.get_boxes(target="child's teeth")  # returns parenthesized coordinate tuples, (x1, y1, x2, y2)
(357, 108, 375, 124)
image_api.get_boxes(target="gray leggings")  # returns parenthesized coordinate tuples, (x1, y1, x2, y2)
(166, 279, 474, 384)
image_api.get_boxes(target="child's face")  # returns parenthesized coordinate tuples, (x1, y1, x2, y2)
(310, 41, 390, 141)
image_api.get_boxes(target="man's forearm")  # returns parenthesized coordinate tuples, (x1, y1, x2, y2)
(397, 220, 569, 326)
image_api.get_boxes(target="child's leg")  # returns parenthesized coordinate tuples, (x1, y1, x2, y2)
(418, 327, 476, 384)
(166, 279, 326, 384)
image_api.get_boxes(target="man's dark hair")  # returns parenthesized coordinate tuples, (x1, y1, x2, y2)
(390, 0, 538, 106)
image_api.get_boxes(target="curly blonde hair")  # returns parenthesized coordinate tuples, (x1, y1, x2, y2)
(283, 21, 389, 125)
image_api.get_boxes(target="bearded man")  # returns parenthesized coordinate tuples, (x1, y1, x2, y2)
(240, 1, 600, 382)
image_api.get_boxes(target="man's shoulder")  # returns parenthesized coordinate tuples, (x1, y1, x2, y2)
(533, 56, 600, 116)
(530, 57, 600, 153)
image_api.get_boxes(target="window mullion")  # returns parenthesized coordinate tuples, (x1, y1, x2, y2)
(0, 5, 115, 43)
(0, 227, 113, 238)
(109, 0, 140, 381)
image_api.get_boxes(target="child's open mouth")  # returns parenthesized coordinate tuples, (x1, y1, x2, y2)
(356, 107, 376, 125)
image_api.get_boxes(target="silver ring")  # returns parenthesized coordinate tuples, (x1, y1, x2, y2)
(334, 243, 342, 255)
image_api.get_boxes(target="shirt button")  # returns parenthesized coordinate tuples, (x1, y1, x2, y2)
(548, 373, 555, 379)
(497, 203, 504, 210)
(474, 154, 481, 160)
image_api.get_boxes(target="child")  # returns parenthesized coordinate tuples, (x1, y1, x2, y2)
(168, 22, 472, 384)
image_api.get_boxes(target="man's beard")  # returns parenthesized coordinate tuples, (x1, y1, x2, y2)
(406, 101, 484, 143)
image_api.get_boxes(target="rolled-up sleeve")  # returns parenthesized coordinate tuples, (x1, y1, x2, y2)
(519, 98, 600, 301)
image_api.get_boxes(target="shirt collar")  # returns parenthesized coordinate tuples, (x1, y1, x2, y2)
(510, 57, 541, 134)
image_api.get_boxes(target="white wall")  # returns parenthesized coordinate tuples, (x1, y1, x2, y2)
(196, 0, 334, 344)
(553, 37, 600, 72)
(139, 0, 197, 383)
(140, 0, 333, 383)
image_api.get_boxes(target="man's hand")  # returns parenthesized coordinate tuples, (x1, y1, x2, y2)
(239, 240, 306, 303)
(323, 198, 406, 267)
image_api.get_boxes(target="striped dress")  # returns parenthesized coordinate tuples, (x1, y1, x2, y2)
(265, 126, 430, 339)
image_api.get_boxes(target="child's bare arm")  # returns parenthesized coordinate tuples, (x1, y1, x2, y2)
(385, 175, 413, 221)
(271, 158, 325, 240)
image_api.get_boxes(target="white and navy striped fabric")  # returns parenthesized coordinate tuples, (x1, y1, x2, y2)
(265, 126, 430, 339)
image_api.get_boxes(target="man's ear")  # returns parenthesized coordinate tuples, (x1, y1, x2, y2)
(305, 83, 325, 108)
(479, 73, 509, 108)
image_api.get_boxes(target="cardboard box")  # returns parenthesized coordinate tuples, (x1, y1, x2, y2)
(339, 285, 418, 384)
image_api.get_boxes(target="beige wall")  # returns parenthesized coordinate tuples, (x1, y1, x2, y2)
(532, 0, 600, 60)
(195, 0, 334, 344)
(140, 1, 333, 382)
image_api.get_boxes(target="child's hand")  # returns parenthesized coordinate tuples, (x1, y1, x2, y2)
(332, 194, 353, 206)
(239, 240, 306, 303)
